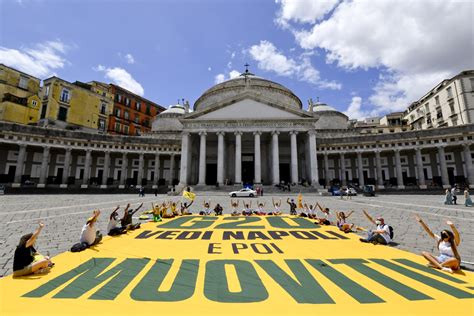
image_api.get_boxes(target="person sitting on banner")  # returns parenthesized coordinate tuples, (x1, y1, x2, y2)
(303, 203, 318, 219)
(170, 201, 180, 216)
(315, 203, 331, 225)
(359, 210, 392, 245)
(254, 201, 266, 215)
(81, 210, 103, 246)
(336, 211, 355, 233)
(299, 203, 310, 217)
(13, 221, 54, 277)
(160, 201, 174, 218)
(151, 203, 162, 222)
(108, 206, 127, 235)
(121, 203, 143, 230)
(287, 198, 297, 215)
(415, 215, 461, 273)
(180, 200, 194, 215)
(199, 200, 212, 215)
(268, 198, 282, 215)
(230, 199, 240, 216)
(242, 201, 253, 216)
(214, 203, 223, 216)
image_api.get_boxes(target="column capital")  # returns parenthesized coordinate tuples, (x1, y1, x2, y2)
(271, 130, 280, 136)
(182, 131, 191, 137)
(216, 131, 225, 136)
(374, 148, 382, 154)
(65, 147, 72, 153)
(289, 131, 299, 136)
(85, 148, 92, 153)
(104, 150, 111, 155)
(253, 131, 262, 136)
(462, 142, 471, 149)
(18, 143, 27, 149)
(339, 152, 345, 157)
(436, 144, 446, 150)
(307, 130, 317, 136)
(234, 131, 243, 136)
(415, 147, 422, 152)
(198, 131, 207, 136)
(393, 148, 401, 153)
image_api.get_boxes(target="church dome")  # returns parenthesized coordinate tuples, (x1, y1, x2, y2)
(311, 102, 338, 112)
(311, 102, 349, 129)
(152, 105, 185, 131)
(194, 70, 302, 111)
(158, 104, 185, 117)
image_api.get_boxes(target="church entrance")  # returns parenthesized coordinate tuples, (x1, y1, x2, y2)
(242, 154, 254, 185)
(206, 163, 217, 185)
(280, 163, 290, 184)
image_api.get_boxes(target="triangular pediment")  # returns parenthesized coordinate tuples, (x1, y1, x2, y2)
(185, 93, 312, 120)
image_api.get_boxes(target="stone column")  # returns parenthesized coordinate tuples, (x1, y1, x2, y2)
(99, 151, 110, 189)
(290, 131, 298, 185)
(37, 146, 50, 188)
(254, 131, 262, 184)
(271, 131, 280, 185)
(178, 132, 190, 187)
(437, 145, 449, 188)
(137, 152, 144, 187)
(340, 152, 346, 186)
(463, 143, 474, 188)
(415, 147, 427, 189)
(81, 149, 92, 188)
(375, 150, 384, 189)
(308, 131, 320, 187)
(198, 131, 207, 185)
(13, 144, 27, 186)
(119, 152, 128, 189)
(153, 154, 160, 188)
(169, 154, 176, 185)
(323, 152, 330, 188)
(217, 131, 225, 185)
(394, 149, 405, 189)
(61, 148, 72, 188)
(357, 151, 365, 187)
(234, 131, 242, 185)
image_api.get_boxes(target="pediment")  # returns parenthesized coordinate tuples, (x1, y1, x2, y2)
(185, 94, 311, 120)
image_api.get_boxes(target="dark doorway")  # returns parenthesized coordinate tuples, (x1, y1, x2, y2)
(363, 170, 368, 182)
(97, 169, 103, 185)
(280, 163, 290, 183)
(242, 154, 254, 184)
(206, 163, 217, 185)
(7, 165, 16, 183)
(117, 170, 122, 181)
(447, 167, 455, 185)
(56, 168, 64, 184)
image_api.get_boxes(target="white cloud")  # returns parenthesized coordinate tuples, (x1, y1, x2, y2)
(276, 0, 339, 26)
(231, 51, 236, 59)
(208, 66, 212, 71)
(95, 65, 144, 96)
(0, 40, 68, 78)
(124, 53, 135, 64)
(280, 0, 473, 113)
(248, 40, 341, 90)
(343, 96, 378, 120)
(214, 69, 241, 84)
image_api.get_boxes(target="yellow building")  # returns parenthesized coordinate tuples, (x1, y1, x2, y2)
(0, 64, 42, 124)
(40, 77, 113, 133)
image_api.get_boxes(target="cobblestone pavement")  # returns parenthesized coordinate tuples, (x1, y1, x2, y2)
(1, 192, 473, 277)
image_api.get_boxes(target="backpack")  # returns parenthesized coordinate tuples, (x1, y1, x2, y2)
(70, 242, 89, 252)
(385, 225, 394, 239)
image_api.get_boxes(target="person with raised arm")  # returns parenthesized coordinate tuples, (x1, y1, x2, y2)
(242, 200, 253, 216)
(200, 199, 212, 215)
(315, 202, 331, 225)
(268, 198, 282, 215)
(108, 205, 127, 235)
(336, 210, 355, 233)
(254, 200, 266, 215)
(180, 200, 193, 215)
(121, 203, 143, 230)
(286, 198, 297, 215)
(81, 209, 102, 246)
(230, 199, 240, 216)
(415, 215, 461, 273)
(13, 221, 54, 277)
(359, 209, 392, 245)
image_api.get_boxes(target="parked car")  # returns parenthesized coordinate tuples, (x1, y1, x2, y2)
(346, 188, 357, 196)
(229, 188, 257, 197)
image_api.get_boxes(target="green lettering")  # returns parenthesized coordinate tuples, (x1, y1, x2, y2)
(157, 216, 217, 229)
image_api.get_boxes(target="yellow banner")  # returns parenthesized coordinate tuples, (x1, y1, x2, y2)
(1, 215, 473, 316)
(183, 190, 196, 201)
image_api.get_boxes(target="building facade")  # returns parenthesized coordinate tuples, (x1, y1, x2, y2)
(0, 64, 42, 125)
(39, 77, 113, 133)
(107, 84, 165, 136)
(0, 70, 473, 190)
(405, 70, 474, 130)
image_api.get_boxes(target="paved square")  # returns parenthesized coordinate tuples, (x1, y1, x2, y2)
(1, 192, 473, 277)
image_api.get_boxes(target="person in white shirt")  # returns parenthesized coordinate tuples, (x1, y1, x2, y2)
(107, 206, 126, 236)
(451, 186, 458, 205)
(199, 200, 212, 215)
(268, 198, 282, 215)
(242, 201, 253, 216)
(359, 210, 391, 245)
(415, 215, 461, 273)
(230, 199, 240, 216)
(80, 210, 102, 246)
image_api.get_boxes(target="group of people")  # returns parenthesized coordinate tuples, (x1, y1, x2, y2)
(13, 194, 465, 277)
(444, 186, 472, 206)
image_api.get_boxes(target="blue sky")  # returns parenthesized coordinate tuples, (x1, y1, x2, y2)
(1, 0, 472, 119)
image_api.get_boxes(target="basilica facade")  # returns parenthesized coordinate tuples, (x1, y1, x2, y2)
(1, 70, 473, 191)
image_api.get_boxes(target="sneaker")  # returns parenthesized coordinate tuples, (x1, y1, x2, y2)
(442, 267, 453, 274)
(359, 238, 368, 243)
